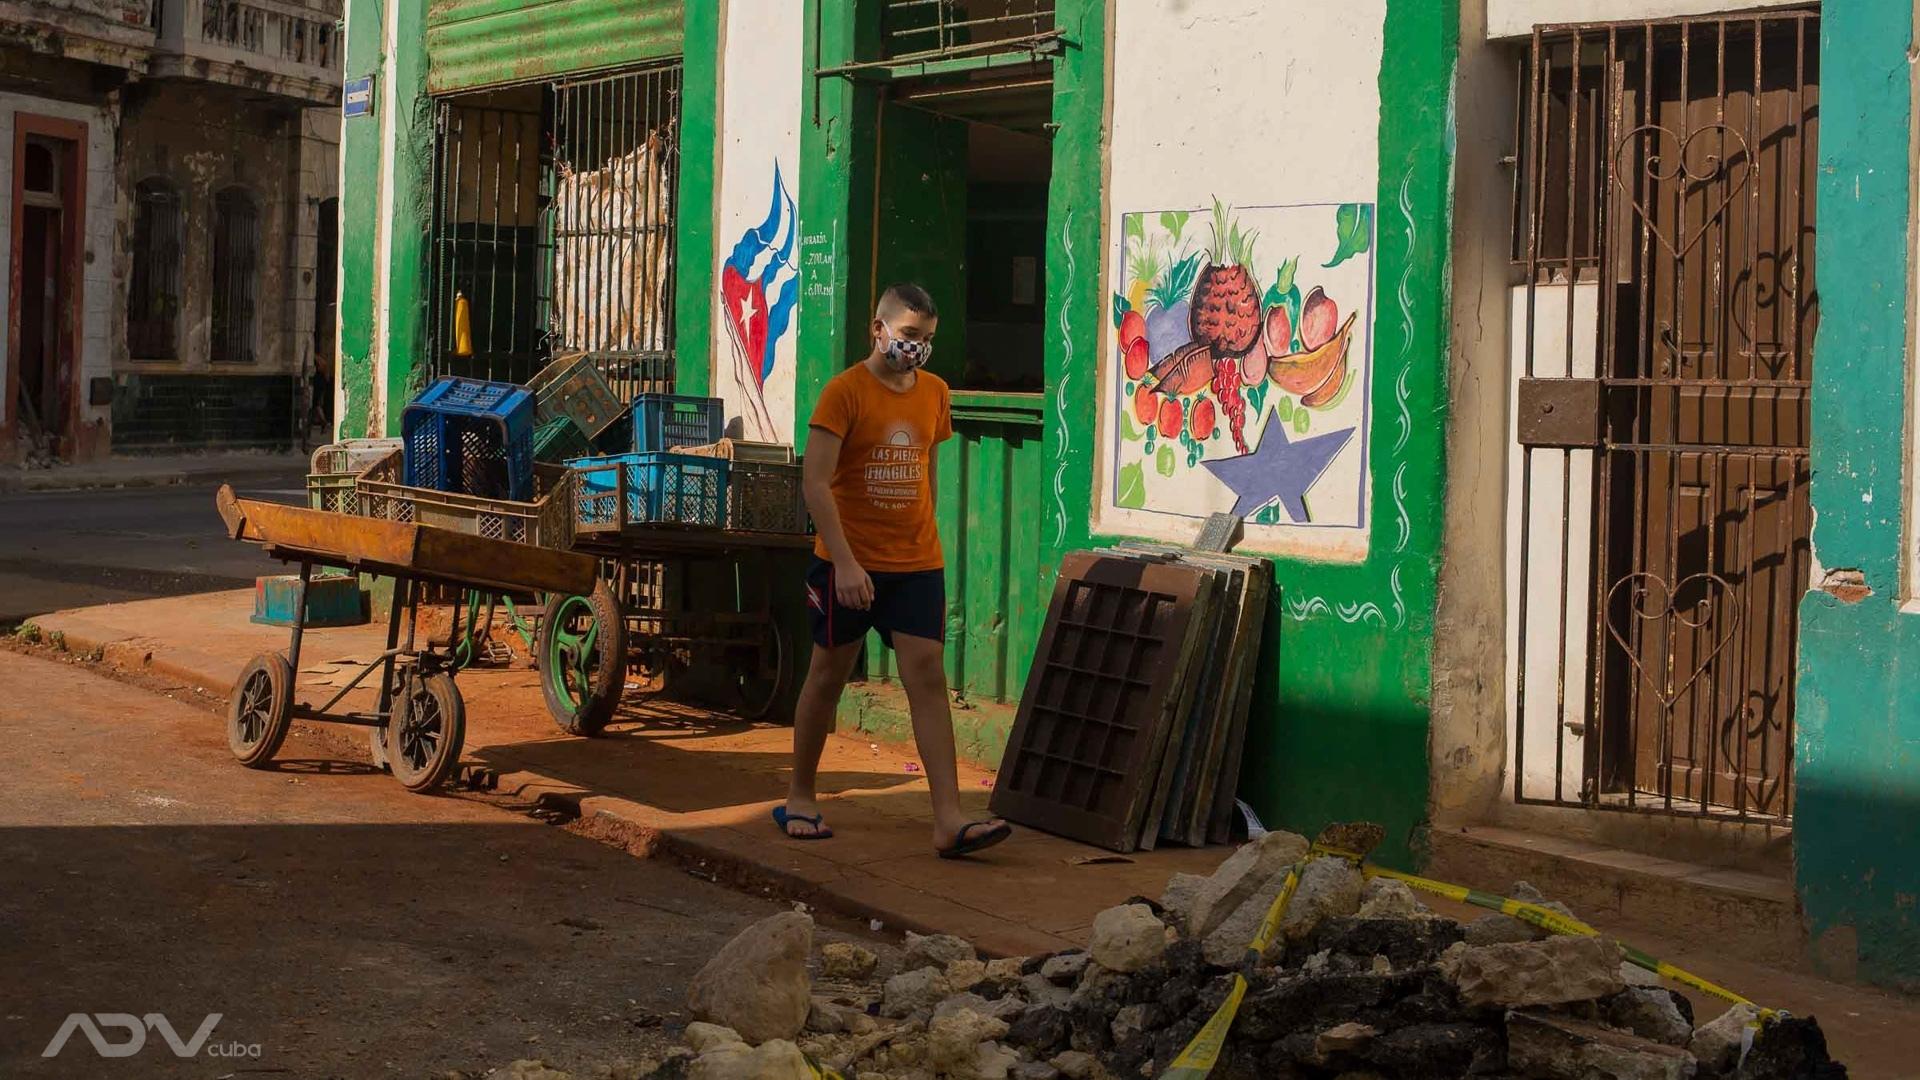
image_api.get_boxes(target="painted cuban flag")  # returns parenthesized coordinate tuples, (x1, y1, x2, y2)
(720, 163, 800, 441)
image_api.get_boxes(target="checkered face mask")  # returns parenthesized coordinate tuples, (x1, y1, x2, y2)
(880, 322, 933, 372)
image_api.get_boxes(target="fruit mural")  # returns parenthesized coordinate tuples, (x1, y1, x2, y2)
(1109, 200, 1375, 531)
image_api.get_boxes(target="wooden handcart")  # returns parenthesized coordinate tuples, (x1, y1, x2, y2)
(216, 485, 597, 791)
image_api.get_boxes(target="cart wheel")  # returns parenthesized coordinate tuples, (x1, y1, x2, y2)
(228, 652, 294, 767)
(540, 582, 627, 736)
(732, 620, 789, 721)
(387, 671, 466, 793)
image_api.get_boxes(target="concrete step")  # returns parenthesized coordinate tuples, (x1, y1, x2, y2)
(1426, 823, 1802, 968)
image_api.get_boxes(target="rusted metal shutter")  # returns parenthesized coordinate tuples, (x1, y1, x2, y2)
(426, 0, 683, 95)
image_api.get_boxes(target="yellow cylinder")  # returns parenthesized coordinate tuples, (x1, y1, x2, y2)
(453, 292, 474, 358)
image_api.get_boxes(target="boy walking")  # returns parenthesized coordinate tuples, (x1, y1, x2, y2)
(779, 283, 1012, 859)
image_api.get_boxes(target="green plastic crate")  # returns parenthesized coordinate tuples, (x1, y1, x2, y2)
(534, 415, 593, 465)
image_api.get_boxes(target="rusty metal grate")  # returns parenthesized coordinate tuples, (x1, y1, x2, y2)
(1509, 11, 1817, 824)
(990, 553, 1209, 853)
(880, 0, 1057, 63)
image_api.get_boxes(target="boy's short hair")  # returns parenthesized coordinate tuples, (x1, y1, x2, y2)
(877, 282, 938, 320)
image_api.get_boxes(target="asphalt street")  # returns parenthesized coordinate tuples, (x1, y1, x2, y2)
(0, 475, 304, 624)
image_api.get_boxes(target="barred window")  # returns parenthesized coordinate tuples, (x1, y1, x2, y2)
(211, 187, 259, 364)
(128, 178, 181, 360)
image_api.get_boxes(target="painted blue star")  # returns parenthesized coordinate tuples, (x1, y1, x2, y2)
(1201, 422, 1356, 523)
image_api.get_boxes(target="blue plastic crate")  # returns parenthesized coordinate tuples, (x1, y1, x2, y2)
(402, 377, 535, 501)
(568, 451, 730, 530)
(631, 394, 724, 454)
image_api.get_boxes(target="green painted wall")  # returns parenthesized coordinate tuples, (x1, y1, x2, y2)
(1794, 0, 1920, 990)
(336, 0, 431, 438)
(796, 0, 880, 411)
(384, 0, 434, 433)
(336, 0, 385, 438)
(674, 0, 718, 397)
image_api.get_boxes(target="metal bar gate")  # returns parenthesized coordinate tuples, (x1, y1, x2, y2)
(1509, 11, 1817, 823)
(428, 63, 682, 400)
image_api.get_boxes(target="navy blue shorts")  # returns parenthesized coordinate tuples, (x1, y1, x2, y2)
(805, 558, 945, 649)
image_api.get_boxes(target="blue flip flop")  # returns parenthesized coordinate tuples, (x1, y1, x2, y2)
(937, 820, 1012, 859)
(773, 806, 833, 840)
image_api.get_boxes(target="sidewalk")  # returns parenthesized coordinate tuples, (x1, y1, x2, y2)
(28, 588, 1222, 958)
(0, 450, 309, 494)
(26, 589, 1920, 1075)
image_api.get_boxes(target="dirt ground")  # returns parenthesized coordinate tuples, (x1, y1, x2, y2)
(0, 648, 892, 1079)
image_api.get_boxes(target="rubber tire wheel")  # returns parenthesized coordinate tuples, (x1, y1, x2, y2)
(386, 671, 465, 793)
(228, 652, 294, 768)
(540, 582, 627, 737)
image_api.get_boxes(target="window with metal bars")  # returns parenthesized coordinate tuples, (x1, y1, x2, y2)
(128, 177, 181, 360)
(427, 64, 681, 400)
(211, 187, 260, 364)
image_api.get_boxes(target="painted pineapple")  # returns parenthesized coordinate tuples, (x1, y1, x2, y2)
(1193, 201, 1259, 453)
(1190, 200, 1262, 358)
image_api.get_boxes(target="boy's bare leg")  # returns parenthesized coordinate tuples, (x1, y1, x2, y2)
(785, 641, 862, 836)
(892, 632, 1005, 849)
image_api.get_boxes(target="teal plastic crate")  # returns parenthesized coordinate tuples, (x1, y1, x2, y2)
(568, 452, 730, 531)
(250, 574, 368, 628)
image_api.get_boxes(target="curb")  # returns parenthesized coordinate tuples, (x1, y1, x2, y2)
(0, 462, 308, 495)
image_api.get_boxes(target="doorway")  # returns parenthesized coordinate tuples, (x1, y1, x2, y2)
(872, 61, 1053, 391)
(1508, 12, 1817, 823)
(8, 118, 86, 461)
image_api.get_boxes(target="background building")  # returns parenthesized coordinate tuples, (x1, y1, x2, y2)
(0, 0, 341, 464)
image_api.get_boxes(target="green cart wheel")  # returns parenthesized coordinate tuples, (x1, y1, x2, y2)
(540, 581, 627, 737)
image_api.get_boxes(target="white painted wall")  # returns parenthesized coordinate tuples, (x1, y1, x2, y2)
(0, 94, 119, 441)
(1504, 283, 1598, 803)
(1486, 0, 1812, 40)
(1093, 0, 1385, 561)
(711, 0, 804, 444)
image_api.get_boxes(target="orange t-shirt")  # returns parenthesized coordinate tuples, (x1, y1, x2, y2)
(808, 363, 953, 572)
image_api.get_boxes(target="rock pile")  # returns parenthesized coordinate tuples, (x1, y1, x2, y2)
(652, 843, 1847, 1080)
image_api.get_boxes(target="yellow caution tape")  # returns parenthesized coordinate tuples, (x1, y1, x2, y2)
(1338, 856, 1777, 1021)
(805, 1057, 849, 1080)
(1160, 847, 1780, 1079)
(1159, 972, 1248, 1079)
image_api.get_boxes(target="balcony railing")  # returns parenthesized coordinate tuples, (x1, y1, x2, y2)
(154, 0, 341, 103)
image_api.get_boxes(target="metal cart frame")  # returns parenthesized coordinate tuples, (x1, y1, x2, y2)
(217, 486, 598, 791)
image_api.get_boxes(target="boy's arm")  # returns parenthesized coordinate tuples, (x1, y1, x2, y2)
(803, 425, 875, 610)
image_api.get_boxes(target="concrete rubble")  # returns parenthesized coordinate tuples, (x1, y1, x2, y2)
(649, 831, 1847, 1079)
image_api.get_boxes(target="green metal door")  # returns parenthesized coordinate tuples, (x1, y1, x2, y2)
(867, 391, 1046, 704)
